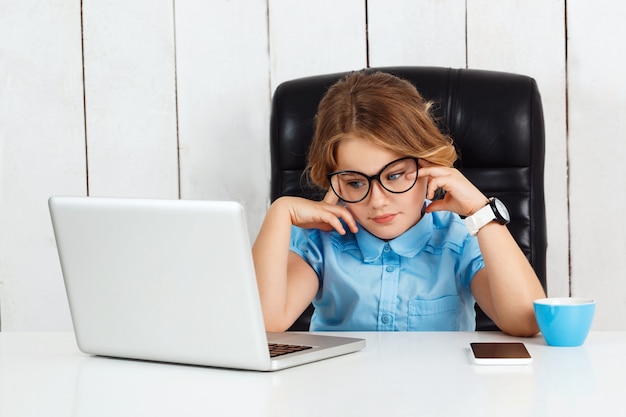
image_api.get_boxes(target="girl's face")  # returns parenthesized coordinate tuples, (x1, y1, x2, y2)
(333, 135, 428, 240)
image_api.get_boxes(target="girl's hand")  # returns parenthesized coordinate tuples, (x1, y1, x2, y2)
(278, 190, 359, 235)
(418, 166, 489, 217)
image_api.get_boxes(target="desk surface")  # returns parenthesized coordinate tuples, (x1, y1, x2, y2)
(1, 331, 624, 417)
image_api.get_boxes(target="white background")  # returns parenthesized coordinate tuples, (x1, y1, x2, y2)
(0, 0, 622, 331)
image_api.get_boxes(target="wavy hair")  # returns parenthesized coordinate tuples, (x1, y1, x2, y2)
(307, 71, 457, 189)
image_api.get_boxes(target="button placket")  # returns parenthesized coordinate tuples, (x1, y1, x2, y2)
(378, 246, 400, 330)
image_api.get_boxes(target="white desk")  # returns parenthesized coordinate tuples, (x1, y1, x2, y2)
(1, 331, 624, 417)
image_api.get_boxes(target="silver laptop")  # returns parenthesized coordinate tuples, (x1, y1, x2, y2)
(48, 196, 364, 371)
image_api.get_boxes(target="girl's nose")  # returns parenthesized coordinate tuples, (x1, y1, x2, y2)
(368, 180, 390, 208)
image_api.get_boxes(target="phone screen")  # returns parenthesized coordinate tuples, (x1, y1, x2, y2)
(470, 342, 532, 365)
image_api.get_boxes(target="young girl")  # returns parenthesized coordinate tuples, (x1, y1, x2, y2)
(252, 71, 546, 336)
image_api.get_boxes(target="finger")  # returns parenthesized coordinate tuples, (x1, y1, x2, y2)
(417, 166, 433, 178)
(426, 177, 447, 200)
(319, 211, 349, 235)
(425, 199, 447, 213)
(322, 204, 358, 234)
(323, 190, 358, 234)
(417, 166, 448, 179)
(323, 188, 340, 205)
(336, 207, 359, 233)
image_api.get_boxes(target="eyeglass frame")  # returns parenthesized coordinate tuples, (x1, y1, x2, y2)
(326, 156, 419, 203)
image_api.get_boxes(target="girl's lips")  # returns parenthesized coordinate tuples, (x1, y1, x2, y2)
(371, 213, 397, 224)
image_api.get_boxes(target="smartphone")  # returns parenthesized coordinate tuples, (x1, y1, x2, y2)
(469, 342, 532, 365)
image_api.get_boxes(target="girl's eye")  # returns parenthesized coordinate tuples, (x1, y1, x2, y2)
(347, 180, 366, 189)
(386, 171, 405, 181)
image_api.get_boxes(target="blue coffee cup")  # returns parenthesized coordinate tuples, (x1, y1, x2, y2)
(533, 298, 596, 347)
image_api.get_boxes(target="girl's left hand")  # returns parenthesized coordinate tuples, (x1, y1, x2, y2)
(417, 166, 489, 217)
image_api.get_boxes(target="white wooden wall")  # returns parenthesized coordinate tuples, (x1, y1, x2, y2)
(0, 0, 622, 331)
(567, 1, 626, 328)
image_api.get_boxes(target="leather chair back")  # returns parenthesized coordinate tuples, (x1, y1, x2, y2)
(270, 66, 547, 331)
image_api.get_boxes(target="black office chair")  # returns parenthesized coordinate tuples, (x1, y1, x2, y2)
(270, 66, 547, 331)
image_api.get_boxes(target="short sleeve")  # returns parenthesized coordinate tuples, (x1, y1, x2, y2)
(289, 226, 325, 280)
(459, 234, 484, 288)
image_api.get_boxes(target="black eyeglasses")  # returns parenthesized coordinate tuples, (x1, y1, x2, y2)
(327, 157, 419, 203)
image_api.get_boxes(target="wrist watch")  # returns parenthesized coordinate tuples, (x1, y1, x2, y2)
(464, 197, 510, 236)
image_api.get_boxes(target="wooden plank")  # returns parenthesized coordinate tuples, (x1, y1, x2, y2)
(367, 0, 466, 67)
(0, 0, 85, 330)
(268, 0, 367, 92)
(82, 0, 178, 198)
(174, 0, 271, 238)
(567, 1, 626, 330)
(467, 0, 570, 301)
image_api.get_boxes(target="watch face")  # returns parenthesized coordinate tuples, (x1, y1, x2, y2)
(493, 198, 510, 222)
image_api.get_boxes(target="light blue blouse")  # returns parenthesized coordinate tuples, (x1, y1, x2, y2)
(289, 206, 484, 331)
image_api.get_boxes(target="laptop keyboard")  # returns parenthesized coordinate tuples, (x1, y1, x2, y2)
(268, 343, 313, 358)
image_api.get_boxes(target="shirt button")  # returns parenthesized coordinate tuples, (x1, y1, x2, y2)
(381, 315, 390, 324)
(386, 266, 395, 272)
(383, 244, 390, 252)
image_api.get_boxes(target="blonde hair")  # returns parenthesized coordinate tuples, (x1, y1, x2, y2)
(307, 71, 457, 188)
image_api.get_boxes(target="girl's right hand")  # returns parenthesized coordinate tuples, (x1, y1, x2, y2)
(278, 190, 359, 235)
